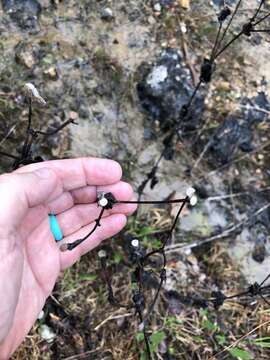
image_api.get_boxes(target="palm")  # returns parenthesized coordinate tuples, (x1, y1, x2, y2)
(0, 158, 136, 359)
(14, 206, 61, 341)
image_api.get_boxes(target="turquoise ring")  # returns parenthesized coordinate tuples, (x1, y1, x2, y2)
(49, 214, 63, 242)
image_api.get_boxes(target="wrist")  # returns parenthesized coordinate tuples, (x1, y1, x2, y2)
(0, 248, 23, 359)
(0, 337, 12, 360)
(0, 308, 16, 360)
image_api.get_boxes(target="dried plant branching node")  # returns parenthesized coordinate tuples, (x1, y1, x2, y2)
(132, 290, 145, 313)
(211, 291, 227, 309)
(200, 58, 214, 83)
(97, 192, 117, 209)
(242, 22, 253, 36)
(249, 282, 261, 296)
(218, 6, 231, 23)
(160, 269, 167, 281)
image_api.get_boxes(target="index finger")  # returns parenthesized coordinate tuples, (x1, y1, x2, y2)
(15, 157, 122, 191)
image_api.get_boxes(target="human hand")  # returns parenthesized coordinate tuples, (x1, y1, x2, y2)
(0, 158, 137, 359)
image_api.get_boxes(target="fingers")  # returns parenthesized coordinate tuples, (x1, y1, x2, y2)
(59, 214, 127, 270)
(47, 192, 74, 215)
(15, 157, 122, 190)
(55, 182, 136, 236)
(0, 168, 62, 232)
(47, 181, 138, 215)
(71, 185, 97, 204)
(70, 181, 136, 204)
(46, 185, 98, 215)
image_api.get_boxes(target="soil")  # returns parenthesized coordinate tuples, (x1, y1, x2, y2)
(1, 0, 270, 359)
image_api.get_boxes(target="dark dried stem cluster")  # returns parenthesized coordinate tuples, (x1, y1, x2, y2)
(58, 190, 191, 359)
(0, 94, 77, 169)
(200, 275, 270, 309)
(95, 193, 190, 360)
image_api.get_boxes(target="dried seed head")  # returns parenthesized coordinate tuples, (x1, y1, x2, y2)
(131, 239, 139, 248)
(24, 83, 47, 106)
(190, 195, 197, 206)
(98, 249, 107, 258)
(186, 187, 196, 198)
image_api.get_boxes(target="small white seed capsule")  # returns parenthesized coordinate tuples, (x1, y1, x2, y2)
(98, 197, 108, 207)
(24, 83, 47, 106)
(190, 195, 197, 206)
(98, 250, 107, 258)
(186, 187, 196, 198)
(131, 239, 139, 248)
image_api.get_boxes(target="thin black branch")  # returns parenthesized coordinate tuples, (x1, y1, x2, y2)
(251, 0, 266, 22)
(251, 29, 270, 32)
(0, 151, 20, 160)
(61, 207, 105, 251)
(214, 0, 242, 55)
(35, 119, 78, 138)
(210, 21, 223, 62)
(99, 252, 132, 309)
(253, 11, 270, 26)
(214, 29, 243, 60)
(116, 198, 187, 205)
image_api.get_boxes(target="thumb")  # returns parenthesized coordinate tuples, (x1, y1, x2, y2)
(0, 168, 62, 232)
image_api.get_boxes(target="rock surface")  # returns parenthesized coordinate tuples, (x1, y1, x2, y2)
(2, 0, 42, 29)
(137, 48, 205, 131)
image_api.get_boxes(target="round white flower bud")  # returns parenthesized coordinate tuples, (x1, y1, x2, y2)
(186, 187, 196, 198)
(98, 197, 108, 207)
(190, 195, 198, 206)
(98, 250, 107, 258)
(131, 239, 139, 248)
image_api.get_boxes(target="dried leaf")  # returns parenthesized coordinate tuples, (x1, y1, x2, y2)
(178, 0, 190, 9)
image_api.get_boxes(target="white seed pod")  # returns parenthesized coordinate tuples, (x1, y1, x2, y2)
(131, 239, 139, 248)
(24, 83, 47, 106)
(97, 192, 109, 207)
(190, 195, 198, 206)
(98, 197, 108, 207)
(186, 187, 196, 198)
(98, 249, 107, 258)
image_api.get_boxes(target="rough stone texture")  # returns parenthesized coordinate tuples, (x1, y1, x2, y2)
(209, 116, 253, 165)
(208, 90, 270, 165)
(137, 48, 205, 131)
(241, 91, 270, 125)
(2, 0, 42, 30)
